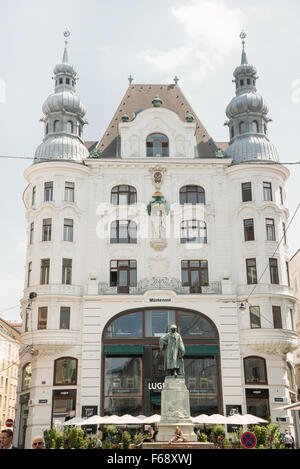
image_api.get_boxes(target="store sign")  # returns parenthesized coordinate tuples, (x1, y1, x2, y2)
(38, 400, 48, 404)
(149, 298, 171, 302)
(148, 382, 164, 391)
(82, 406, 98, 419)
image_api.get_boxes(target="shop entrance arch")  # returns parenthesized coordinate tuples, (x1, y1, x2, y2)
(101, 307, 222, 417)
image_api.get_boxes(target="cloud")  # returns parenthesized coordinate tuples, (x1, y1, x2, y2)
(138, 0, 244, 84)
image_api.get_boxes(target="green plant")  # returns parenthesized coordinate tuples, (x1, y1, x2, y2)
(121, 431, 131, 450)
(54, 432, 63, 449)
(102, 437, 113, 449)
(43, 428, 58, 449)
(221, 438, 232, 449)
(63, 426, 89, 449)
(250, 425, 268, 447)
(211, 425, 225, 444)
(133, 433, 146, 447)
(106, 425, 117, 435)
(197, 432, 208, 442)
(233, 427, 243, 449)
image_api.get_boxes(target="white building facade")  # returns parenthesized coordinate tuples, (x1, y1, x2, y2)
(15, 37, 299, 448)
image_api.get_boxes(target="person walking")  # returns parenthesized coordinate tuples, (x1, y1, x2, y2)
(283, 429, 294, 449)
(0, 429, 18, 449)
(32, 436, 45, 449)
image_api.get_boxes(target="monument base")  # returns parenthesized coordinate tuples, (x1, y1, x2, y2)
(156, 376, 197, 442)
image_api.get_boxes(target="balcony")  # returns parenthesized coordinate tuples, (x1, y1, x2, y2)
(241, 328, 299, 355)
(96, 278, 222, 295)
(22, 329, 80, 348)
(24, 284, 82, 297)
(238, 283, 295, 298)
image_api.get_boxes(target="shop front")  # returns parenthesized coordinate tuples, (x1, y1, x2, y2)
(101, 307, 222, 416)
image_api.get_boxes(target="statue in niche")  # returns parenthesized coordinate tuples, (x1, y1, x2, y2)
(147, 191, 169, 249)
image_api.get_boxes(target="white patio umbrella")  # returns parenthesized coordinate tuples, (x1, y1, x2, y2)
(63, 417, 85, 426)
(80, 415, 112, 425)
(137, 415, 148, 421)
(117, 414, 143, 424)
(143, 414, 161, 424)
(192, 414, 210, 424)
(206, 414, 228, 424)
(226, 413, 268, 426)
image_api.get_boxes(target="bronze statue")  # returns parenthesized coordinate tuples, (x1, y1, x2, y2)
(159, 325, 185, 377)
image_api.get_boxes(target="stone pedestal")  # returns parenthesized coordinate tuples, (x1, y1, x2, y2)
(156, 376, 197, 442)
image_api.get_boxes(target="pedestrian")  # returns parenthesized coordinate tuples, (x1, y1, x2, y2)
(0, 429, 18, 449)
(168, 426, 188, 444)
(32, 436, 45, 449)
(283, 429, 294, 449)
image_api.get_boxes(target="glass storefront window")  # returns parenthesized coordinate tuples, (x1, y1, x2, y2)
(177, 312, 215, 337)
(246, 398, 269, 420)
(52, 391, 76, 426)
(185, 358, 217, 395)
(104, 397, 142, 416)
(54, 358, 77, 385)
(145, 310, 175, 337)
(106, 311, 143, 338)
(105, 357, 142, 396)
(190, 396, 218, 416)
(244, 357, 267, 384)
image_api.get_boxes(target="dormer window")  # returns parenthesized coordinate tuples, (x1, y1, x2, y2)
(146, 133, 169, 157)
(252, 120, 259, 133)
(240, 79, 244, 86)
(53, 120, 60, 132)
(59, 78, 63, 84)
(230, 126, 235, 139)
(66, 78, 70, 85)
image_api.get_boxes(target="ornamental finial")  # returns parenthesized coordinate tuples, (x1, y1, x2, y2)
(62, 30, 70, 63)
(239, 31, 248, 65)
(128, 74, 134, 84)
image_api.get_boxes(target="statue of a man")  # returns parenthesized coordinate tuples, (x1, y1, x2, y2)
(159, 325, 185, 377)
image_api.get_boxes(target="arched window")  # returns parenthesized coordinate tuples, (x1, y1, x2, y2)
(45, 123, 49, 135)
(230, 126, 235, 139)
(179, 186, 205, 205)
(22, 363, 32, 391)
(244, 356, 267, 385)
(78, 125, 82, 137)
(110, 220, 137, 244)
(102, 307, 220, 417)
(252, 120, 259, 133)
(53, 120, 60, 132)
(67, 121, 73, 133)
(146, 133, 169, 157)
(180, 220, 207, 244)
(54, 357, 78, 385)
(239, 121, 246, 134)
(264, 124, 268, 135)
(111, 185, 137, 205)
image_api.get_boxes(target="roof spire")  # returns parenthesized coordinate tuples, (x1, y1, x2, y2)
(62, 30, 70, 63)
(240, 30, 248, 65)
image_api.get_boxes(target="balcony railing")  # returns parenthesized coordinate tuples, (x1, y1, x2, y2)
(98, 278, 221, 295)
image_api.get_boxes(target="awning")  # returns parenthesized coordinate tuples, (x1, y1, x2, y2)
(184, 345, 219, 356)
(104, 345, 144, 356)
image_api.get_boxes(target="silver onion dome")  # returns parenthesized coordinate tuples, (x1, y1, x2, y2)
(42, 91, 86, 117)
(224, 135, 279, 163)
(226, 92, 269, 119)
(35, 135, 89, 161)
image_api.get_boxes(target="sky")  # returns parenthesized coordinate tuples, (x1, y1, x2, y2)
(0, 0, 299, 322)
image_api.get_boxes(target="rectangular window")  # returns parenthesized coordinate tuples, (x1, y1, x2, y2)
(286, 261, 290, 287)
(38, 307, 48, 330)
(272, 306, 282, 329)
(263, 182, 272, 201)
(181, 260, 209, 293)
(242, 182, 252, 202)
(60, 307, 70, 329)
(30, 222, 34, 245)
(279, 186, 284, 205)
(250, 306, 261, 329)
(244, 219, 255, 241)
(44, 182, 53, 202)
(269, 258, 279, 284)
(42, 218, 52, 241)
(282, 222, 287, 244)
(266, 218, 276, 241)
(63, 219, 74, 242)
(32, 186, 36, 206)
(27, 262, 32, 288)
(65, 182, 75, 202)
(40, 259, 50, 285)
(110, 260, 137, 293)
(62, 258, 72, 285)
(246, 259, 257, 285)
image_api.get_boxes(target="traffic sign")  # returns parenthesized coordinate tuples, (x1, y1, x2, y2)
(5, 419, 13, 428)
(241, 431, 257, 449)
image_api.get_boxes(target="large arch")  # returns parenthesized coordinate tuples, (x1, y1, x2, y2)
(101, 307, 222, 417)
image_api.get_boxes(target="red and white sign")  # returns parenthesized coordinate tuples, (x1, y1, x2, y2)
(5, 419, 13, 427)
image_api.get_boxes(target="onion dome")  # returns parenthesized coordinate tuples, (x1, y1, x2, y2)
(34, 31, 88, 163)
(224, 32, 279, 164)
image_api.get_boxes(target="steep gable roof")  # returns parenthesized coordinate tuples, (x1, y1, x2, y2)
(96, 84, 221, 158)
